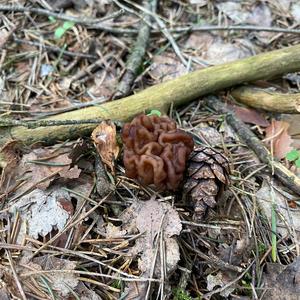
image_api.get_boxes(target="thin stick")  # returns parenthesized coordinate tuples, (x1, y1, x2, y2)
(205, 95, 300, 195)
(174, 25, 300, 35)
(2, 5, 300, 35)
(20, 269, 161, 283)
(113, 0, 157, 99)
(122, 0, 188, 66)
(5, 249, 28, 300)
(86, 24, 300, 35)
(0, 5, 123, 26)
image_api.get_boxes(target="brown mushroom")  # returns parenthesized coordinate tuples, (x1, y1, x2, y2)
(121, 114, 194, 190)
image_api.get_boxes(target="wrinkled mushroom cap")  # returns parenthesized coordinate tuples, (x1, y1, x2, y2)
(121, 114, 194, 190)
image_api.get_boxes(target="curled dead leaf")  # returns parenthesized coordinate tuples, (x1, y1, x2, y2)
(91, 120, 119, 173)
(1, 147, 81, 199)
(265, 119, 293, 160)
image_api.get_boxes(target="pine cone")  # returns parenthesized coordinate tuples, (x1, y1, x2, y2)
(184, 146, 230, 221)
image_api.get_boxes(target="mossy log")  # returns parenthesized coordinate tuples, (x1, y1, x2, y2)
(231, 85, 300, 113)
(2, 44, 300, 146)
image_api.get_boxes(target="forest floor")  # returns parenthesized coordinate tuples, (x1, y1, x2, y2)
(1, 0, 300, 299)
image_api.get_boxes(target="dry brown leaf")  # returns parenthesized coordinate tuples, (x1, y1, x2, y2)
(149, 54, 187, 82)
(0, 266, 20, 299)
(21, 151, 73, 190)
(0, 140, 21, 171)
(256, 181, 300, 239)
(1, 146, 82, 206)
(217, 2, 272, 26)
(203, 38, 253, 65)
(282, 114, 300, 149)
(75, 282, 103, 300)
(118, 198, 182, 299)
(207, 272, 236, 297)
(89, 69, 117, 98)
(265, 120, 293, 159)
(91, 120, 119, 173)
(185, 32, 215, 53)
(23, 256, 79, 297)
(192, 124, 223, 146)
(229, 105, 270, 127)
(59, 164, 81, 179)
(263, 258, 300, 299)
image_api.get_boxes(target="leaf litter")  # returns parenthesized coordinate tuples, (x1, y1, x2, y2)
(9, 188, 73, 241)
(103, 197, 182, 298)
(1, 0, 300, 299)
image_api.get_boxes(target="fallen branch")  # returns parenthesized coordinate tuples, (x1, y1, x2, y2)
(231, 85, 300, 113)
(2, 5, 300, 35)
(0, 5, 123, 26)
(113, 0, 157, 99)
(1, 44, 300, 146)
(205, 95, 300, 196)
(0, 118, 104, 129)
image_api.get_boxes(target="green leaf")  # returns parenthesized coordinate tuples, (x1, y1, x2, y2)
(147, 109, 161, 117)
(54, 27, 66, 39)
(62, 21, 75, 30)
(286, 149, 300, 161)
(296, 158, 300, 168)
(54, 22, 74, 39)
(48, 16, 56, 23)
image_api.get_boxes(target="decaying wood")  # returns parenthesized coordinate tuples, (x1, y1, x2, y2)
(2, 44, 300, 147)
(231, 85, 300, 113)
(205, 95, 300, 196)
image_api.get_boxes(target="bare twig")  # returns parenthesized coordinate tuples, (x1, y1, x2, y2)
(0, 5, 123, 26)
(2, 4, 300, 36)
(5, 249, 27, 300)
(174, 25, 300, 35)
(88, 24, 300, 35)
(113, 0, 157, 99)
(181, 239, 244, 273)
(121, 0, 188, 66)
(20, 269, 161, 283)
(89, 24, 300, 35)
